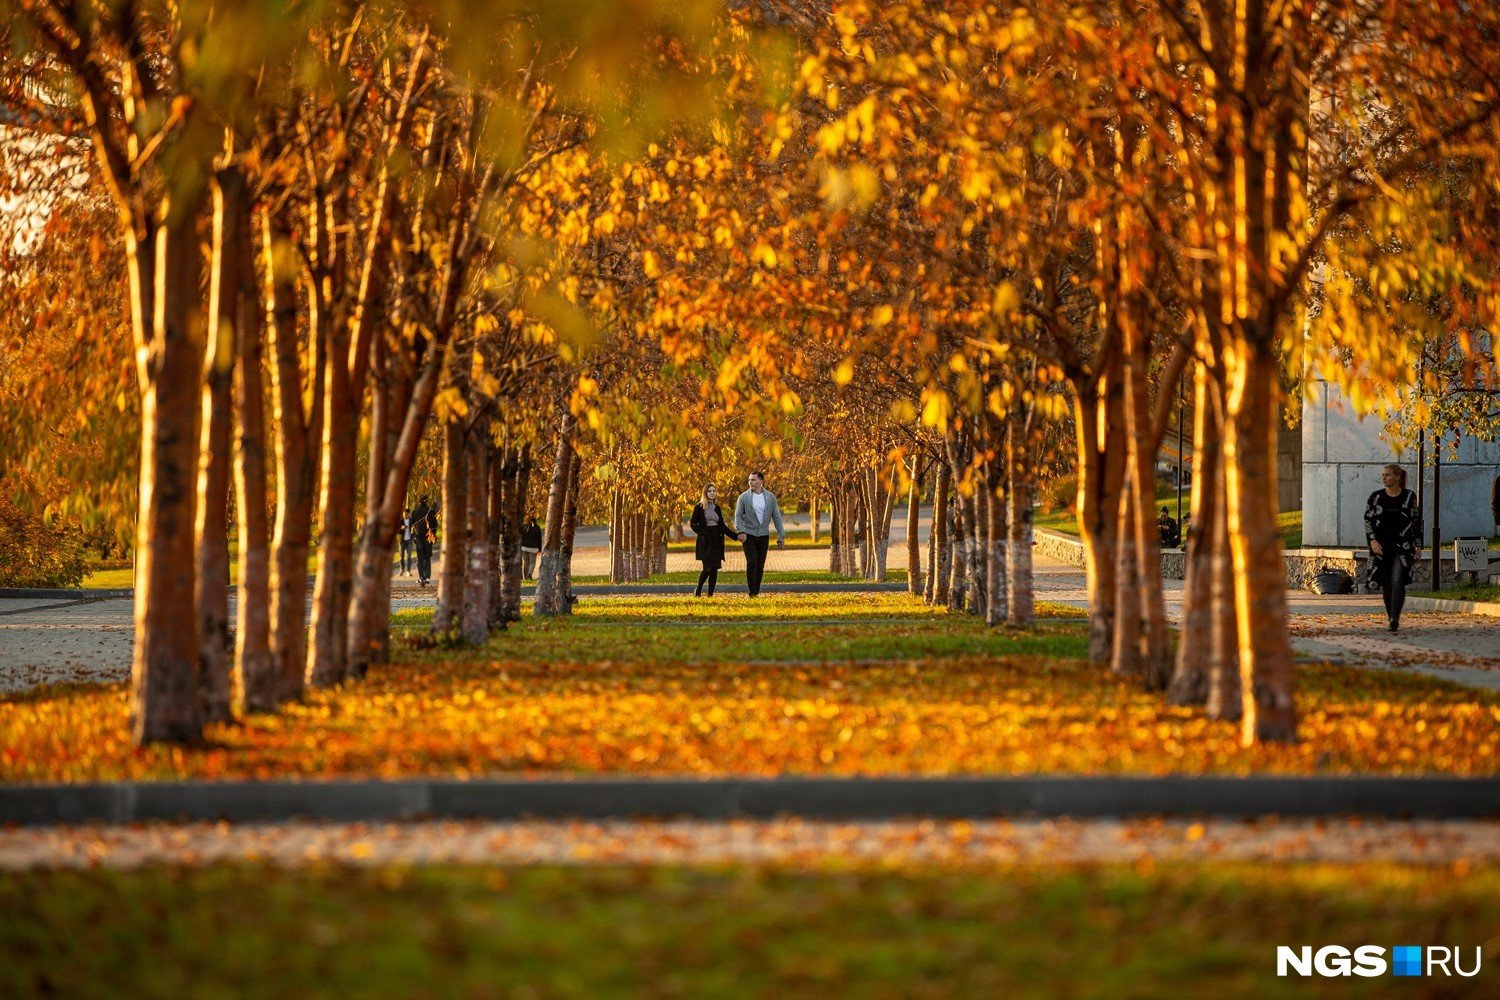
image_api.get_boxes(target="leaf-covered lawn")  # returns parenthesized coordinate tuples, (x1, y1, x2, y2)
(3, 592, 1497, 781)
(4, 862, 1497, 999)
(488, 592, 1080, 623)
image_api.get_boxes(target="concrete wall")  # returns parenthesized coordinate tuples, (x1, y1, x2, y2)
(1301, 380, 1500, 546)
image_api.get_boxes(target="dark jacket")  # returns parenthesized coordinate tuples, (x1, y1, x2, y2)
(1365, 488, 1422, 587)
(690, 502, 738, 568)
(520, 522, 543, 549)
(411, 503, 439, 544)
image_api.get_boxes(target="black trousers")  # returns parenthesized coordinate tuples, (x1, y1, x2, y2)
(696, 565, 719, 596)
(399, 539, 414, 574)
(1381, 559, 1407, 625)
(416, 538, 434, 582)
(742, 534, 770, 596)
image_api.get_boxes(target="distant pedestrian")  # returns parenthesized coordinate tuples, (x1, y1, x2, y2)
(734, 470, 785, 598)
(690, 484, 739, 597)
(410, 495, 439, 586)
(520, 515, 543, 580)
(1157, 507, 1180, 548)
(398, 507, 414, 576)
(1365, 465, 1422, 633)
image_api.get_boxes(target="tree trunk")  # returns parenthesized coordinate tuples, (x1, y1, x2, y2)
(906, 459, 923, 595)
(984, 460, 1007, 627)
(854, 480, 869, 579)
(1168, 364, 1218, 706)
(306, 328, 358, 688)
(487, 444, 507, 629)
(346, 331, 457, 675)
(809, 495, 820, 543)
(931, 462, 950, 605)
(557, 448, 581, 611)
(1073, 375, 1126, 665)
(828, 489, 842, 574)
(610, 491, 625, 584)
(534, 412, 574, 615)
(1006, 421, 1035, 628)
(1206, 461, 1242, 722)
(265, 218, 321, 705)
(132, 209, 206, 746)
(498, 446, 528, 623)
(965, 490, 986, 619)
(434, 419, 467, 633)
(1111, 483, 1142, 678)
(877, 472, 895, 581)
(197, 181, 236, 726)
(460, 424, 491, 644)
(345, 340, 409, 679)
(1123, 333, 1172, 690)
(947, 482, 969, 613)
(1225, 343, 1296, 742)
(223, 185, 275, 714)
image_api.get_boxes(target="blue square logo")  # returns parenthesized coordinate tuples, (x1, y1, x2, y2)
(1392, 946, 1423, 977)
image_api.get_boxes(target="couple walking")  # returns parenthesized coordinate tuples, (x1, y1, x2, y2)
(689, 471, 785, 598)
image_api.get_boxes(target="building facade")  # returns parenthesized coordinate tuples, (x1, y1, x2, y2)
(1301, 379, 1500, 547)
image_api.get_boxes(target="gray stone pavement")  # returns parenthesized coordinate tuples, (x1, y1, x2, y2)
(2, 816, 1497, 869)
(3, 535, 1496, 693)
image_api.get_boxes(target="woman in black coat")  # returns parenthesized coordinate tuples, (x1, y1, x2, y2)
(690, 484, 741, 597)
(1365, 464, 1423, 633)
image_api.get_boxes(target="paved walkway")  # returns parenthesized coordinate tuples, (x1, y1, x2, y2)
(2, 817, 1496, 869)
(3, 537, 1496, 693)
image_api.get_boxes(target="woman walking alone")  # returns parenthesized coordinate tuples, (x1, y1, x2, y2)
(690, 484, 741, 598)
(1365, 464, 1423, 633)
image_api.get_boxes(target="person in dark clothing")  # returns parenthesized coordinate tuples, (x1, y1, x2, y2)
(733, 470, 785, 597)
(690, 484, 740, 597)
(520, 516, 543, 580)
(410, 495, 439, 586)
(398, 507, 414, 576)
(1365, 464, 1422, 633)
(1157, 507, 1180, 548)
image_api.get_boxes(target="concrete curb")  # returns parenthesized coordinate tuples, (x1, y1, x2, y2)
(0, 588, 133, 600)
(3, 776, 1497, 826)
(1405, 596, 1500, 618)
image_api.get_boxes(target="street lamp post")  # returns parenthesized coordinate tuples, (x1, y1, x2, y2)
(1176, 371, 1185, 533)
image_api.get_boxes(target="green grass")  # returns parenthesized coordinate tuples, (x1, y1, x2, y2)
(4, 863, 1497, 999)
(1410, 582, 1500, 605)
(570, 568, 911, 586)
(394, 593, 1089, 664)
(1036, 501, 1305, 552)
(81, 548, 323, 590)
(78, 565, 133, 589)
(1277, 510, 1303, 550)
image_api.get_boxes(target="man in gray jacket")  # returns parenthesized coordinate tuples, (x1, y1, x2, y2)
(734, 470, 785, 597)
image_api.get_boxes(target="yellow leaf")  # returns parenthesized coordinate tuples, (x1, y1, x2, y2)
(833, 357, 856, 386)
(992, 281, 1020, 316)
(920, 389, 951, 429)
